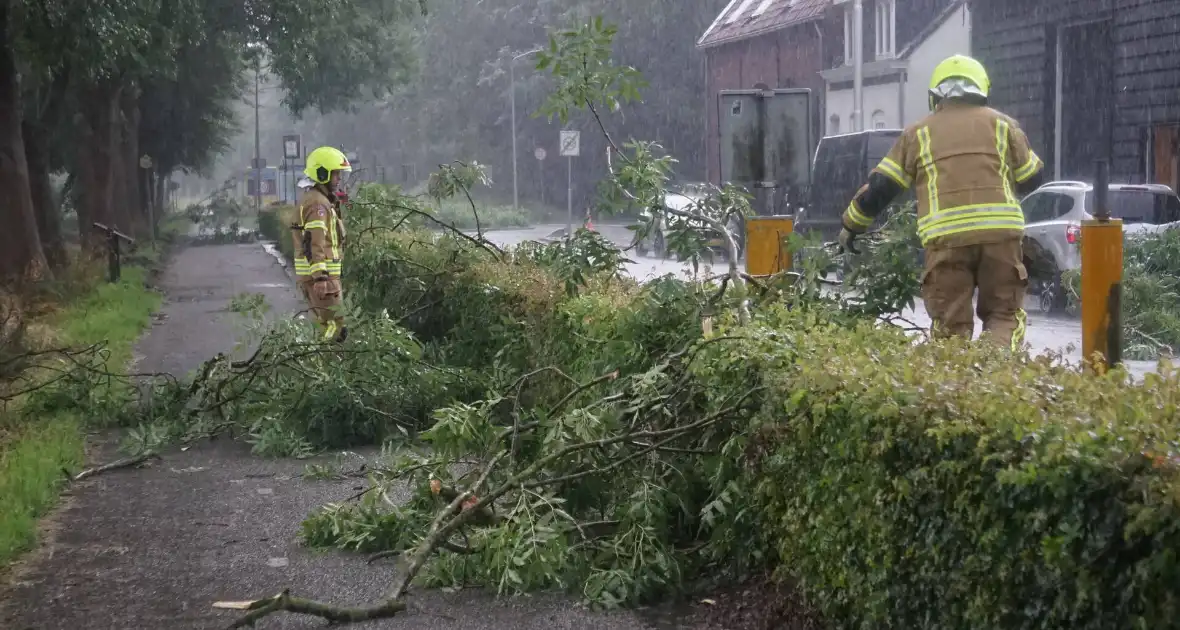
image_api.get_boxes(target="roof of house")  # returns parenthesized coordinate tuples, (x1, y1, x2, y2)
(897, 0, 966, 58)
(697, 0, 829, 49)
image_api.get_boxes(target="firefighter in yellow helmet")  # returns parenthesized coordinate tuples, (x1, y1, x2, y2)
(296, 146, 351, 342)
(838, 54, 1046, 349)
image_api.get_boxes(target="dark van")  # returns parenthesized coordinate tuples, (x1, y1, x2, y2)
(795, 129, 910, 243)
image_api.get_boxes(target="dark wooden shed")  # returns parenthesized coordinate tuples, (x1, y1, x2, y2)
(969, 0, 1180, 190)
(697, 0, 842, 185)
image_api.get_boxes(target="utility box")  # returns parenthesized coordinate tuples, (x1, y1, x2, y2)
(745, 215, 795, 276)
(718, 88, 813, 194)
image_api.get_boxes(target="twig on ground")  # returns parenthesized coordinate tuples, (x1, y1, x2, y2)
(72, 452, 161, 481)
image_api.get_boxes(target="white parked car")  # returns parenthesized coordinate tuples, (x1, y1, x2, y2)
(633, 183, 744, 259)
(1021, 181, 1180, 311)
(1022, 181, 1180, 273)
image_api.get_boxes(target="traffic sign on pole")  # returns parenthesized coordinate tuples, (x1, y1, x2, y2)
(559, 130, 580, 157)
(282, 135, 301, 159)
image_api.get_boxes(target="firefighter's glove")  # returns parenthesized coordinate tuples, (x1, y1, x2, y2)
(838, 228, 861, 256)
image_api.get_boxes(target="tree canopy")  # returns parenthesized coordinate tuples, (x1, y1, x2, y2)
(0, 0, 429, 280)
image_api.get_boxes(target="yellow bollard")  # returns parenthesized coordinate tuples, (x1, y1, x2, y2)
(744, 215, 794, 276)
(1080, 218, 1123, 370)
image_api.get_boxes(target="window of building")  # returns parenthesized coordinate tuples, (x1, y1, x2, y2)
(829, 114, 841, 135)
(871, 110, 886, 129)
(876, 0, 896, 59)
(843, 8, 852, 66)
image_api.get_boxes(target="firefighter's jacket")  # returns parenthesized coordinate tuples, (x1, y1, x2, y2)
(296, 187, 345, 278)
(842, 101, 1044, 249)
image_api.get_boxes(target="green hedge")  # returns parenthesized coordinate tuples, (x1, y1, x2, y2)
(689, 308, 1180, 629)
(258, 205, 296, 262)
(333, 226, 1180, 628)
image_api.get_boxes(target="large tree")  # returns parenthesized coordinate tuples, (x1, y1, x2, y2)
(0, 0, 48, 282)
(0, 0, 428, 279)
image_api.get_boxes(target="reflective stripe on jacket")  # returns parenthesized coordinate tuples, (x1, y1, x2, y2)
(289, 221, 312, 277)
(297, 188, 344, 277)
(845, 101, 1043, 249)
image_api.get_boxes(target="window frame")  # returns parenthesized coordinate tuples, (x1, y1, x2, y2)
(844, 8, 853, 65)
(875, 0, 896, 59)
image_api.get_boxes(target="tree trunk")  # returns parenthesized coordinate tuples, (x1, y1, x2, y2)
(122, 88, 146, 232)
(110, 125, 133, 236)
(76, 80, 123, 251)
(22, 122, 67, 270)
(109, 84, 138, 237)
(154, 170, 166, 220)
(0, 1, 49, 283)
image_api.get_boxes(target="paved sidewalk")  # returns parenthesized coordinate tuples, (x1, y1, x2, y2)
(0, 243, 685, 630)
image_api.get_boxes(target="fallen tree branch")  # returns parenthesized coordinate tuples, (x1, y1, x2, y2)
(221, 590, 407, 629)
(72, 452, 160, 481)
(222, 452, 507, 628)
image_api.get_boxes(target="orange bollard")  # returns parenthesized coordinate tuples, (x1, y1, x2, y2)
(1080, 218, 1122, 371)
(744, 215, 794, 276)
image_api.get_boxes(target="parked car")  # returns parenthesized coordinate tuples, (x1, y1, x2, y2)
(794, 129, 911, 243)
(791, 129, 916, 278)
(1021, 180, 1180, 310)
(633, 182, 745, 260)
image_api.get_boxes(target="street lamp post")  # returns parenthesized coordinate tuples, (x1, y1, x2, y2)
(247, 42, 264, 213)
(852, 0, 865, 131)
(510, 48, 543, 211)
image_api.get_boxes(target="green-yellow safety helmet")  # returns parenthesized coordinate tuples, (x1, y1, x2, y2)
(928, 54, 990, 110)
(304, 146, 352, 185)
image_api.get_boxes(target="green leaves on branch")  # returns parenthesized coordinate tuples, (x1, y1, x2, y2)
(534, 17, 646, 124)
(426, 161, 491, 203)
(516, 229, 632, 296)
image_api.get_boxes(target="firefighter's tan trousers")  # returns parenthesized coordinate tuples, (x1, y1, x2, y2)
(920, 238, 1028, 350)
(299, 276, 345, 340)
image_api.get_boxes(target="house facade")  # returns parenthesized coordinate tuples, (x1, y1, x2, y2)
(820, 0, 971, 134)
(697, 0, 841, 185)
(969, 0, 1180, 189)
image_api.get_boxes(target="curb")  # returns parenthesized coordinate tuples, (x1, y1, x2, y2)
(261, 242, 296, 282)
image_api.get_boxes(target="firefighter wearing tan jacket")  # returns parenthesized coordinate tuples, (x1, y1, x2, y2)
(296, 146, 351, 342)
(839, 55, 1046, 349)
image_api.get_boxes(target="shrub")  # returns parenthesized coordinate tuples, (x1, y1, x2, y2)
(258, 205, 297, 261)
(692, 306, 1180, 630)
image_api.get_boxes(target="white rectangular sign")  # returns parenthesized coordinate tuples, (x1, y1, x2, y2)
(559, 130, 580, 157)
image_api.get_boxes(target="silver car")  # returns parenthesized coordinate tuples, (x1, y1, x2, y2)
(1022, 181, 1180, 274)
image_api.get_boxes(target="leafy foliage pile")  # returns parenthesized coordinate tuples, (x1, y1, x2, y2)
(184, 194, 259, 245)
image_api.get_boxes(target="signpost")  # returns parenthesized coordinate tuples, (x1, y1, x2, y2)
(283, 134, 301, 204)
(717, 87, 813, 216)
(560, 130, 580, 237)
